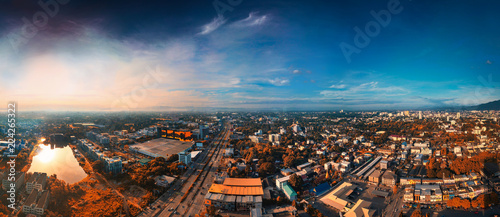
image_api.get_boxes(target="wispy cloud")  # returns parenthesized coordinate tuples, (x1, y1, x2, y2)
(321, 81, 409, 98)
(231, 12, 269, 27)
(199, 15, 226, 35)
(269, 78, 290, 86)
(329, 84, 346, 89)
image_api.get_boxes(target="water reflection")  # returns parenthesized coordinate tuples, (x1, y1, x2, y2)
(28, 144, 87, 184)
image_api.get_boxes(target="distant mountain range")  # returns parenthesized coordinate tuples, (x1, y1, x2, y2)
(473, 99, 500, 110)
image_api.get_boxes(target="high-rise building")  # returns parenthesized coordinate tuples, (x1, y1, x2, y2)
(279, 128, 286, 134)
(104, 156, 122, 174)
(269, 134, 281, 143)
(200, 125, 209, 139)
(179, 151, 191, 165)
(291, 124, 301, 133)
(419, 111, 422, 120)
(457, 112, 461, 119)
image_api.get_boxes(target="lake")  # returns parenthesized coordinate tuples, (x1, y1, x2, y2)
(28, 144, 87, 184)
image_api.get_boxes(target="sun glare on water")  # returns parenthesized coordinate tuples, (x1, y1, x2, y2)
(37, 144, 55, 163)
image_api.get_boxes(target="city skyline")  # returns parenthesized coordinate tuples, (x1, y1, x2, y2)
(1, 0, 499, 111)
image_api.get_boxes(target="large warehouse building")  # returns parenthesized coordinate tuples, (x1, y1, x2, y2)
(129, 138, 194, 158)
(205, 178, 263, 211)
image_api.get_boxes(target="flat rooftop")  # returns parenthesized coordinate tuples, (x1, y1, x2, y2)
(320, 182, 357, 211)
(223, 178, 262, 187)
(130, 138, 193, 158)
(209, 183, 264, 196)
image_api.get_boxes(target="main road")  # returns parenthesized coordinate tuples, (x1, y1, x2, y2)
(137, 125, 230, 217)
(383, 187, 405, 217)
(177, 127, 230, 217)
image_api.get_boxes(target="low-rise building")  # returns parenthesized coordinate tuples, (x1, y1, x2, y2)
(320, 182, 358, 212)
(344, 199, 376, 217)
(26, 172, 47, 194)
(2, 171, 25, 191)
(154, 175, 176, 187)
(368, 170, 382, 185)
(22, 189, 50, 216)
(382, 171, 397, 187)
(379, 160, 389, 170)
(205, 178, 263, 211)
(283, 183, 297, 201)
(276, 175, 290, 190)
(415, 184, 442, 203)
(404, 186, 414, 202)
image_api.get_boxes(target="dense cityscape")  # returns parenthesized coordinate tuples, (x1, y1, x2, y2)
(2, 0, 500, 217)
(0, 108, 499, 217)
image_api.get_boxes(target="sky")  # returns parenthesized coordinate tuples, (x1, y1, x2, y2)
(0, 0, 499, 111)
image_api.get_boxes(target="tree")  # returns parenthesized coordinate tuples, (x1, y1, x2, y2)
(257, 162, 275, 177)
(206, 205, 216, 216)
(488, 192, 499, 205)
(410, 209, 422, 217)
(289, 174, 304, 190)
(228, 167, 239, 177)
(277, 196, 287, 205)
(447, 197, 471, 209)
(292, 200, 297, 208)
(306, 205, 315, 215)
(461, 198, 471, 209)
(167, 154, 179, 163)
(92, 160, 103, 172)
(393, 185, 398, 194)
(245, 164, 252, 175)
(284, 155, 296, 168)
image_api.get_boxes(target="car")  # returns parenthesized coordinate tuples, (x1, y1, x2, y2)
(475, 212, 479, 214)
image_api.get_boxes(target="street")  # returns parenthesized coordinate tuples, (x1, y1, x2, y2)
(136, 126, 230, 217)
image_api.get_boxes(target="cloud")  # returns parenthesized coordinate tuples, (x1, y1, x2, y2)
(486, 60, 492, 64)
(321, 81, 409, 99)
(199, 15, 227, 35)
(329, 84, 346, 89)
(320, 90, 339, 98)
(231, 12, 268, 27)
(360, 81, 378, 88)
(269, 78, 290, 86)
(264, 68, 287, 73)
(292, 69, 301, 74)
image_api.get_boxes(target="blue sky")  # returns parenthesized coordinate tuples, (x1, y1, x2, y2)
(0, 0, 499, 111)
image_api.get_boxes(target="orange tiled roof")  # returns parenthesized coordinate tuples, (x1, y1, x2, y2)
(208, 184, 264, 196)
(222, 178, 262, 187)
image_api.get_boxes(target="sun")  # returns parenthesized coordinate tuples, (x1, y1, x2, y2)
(37, 144, 55, 163)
